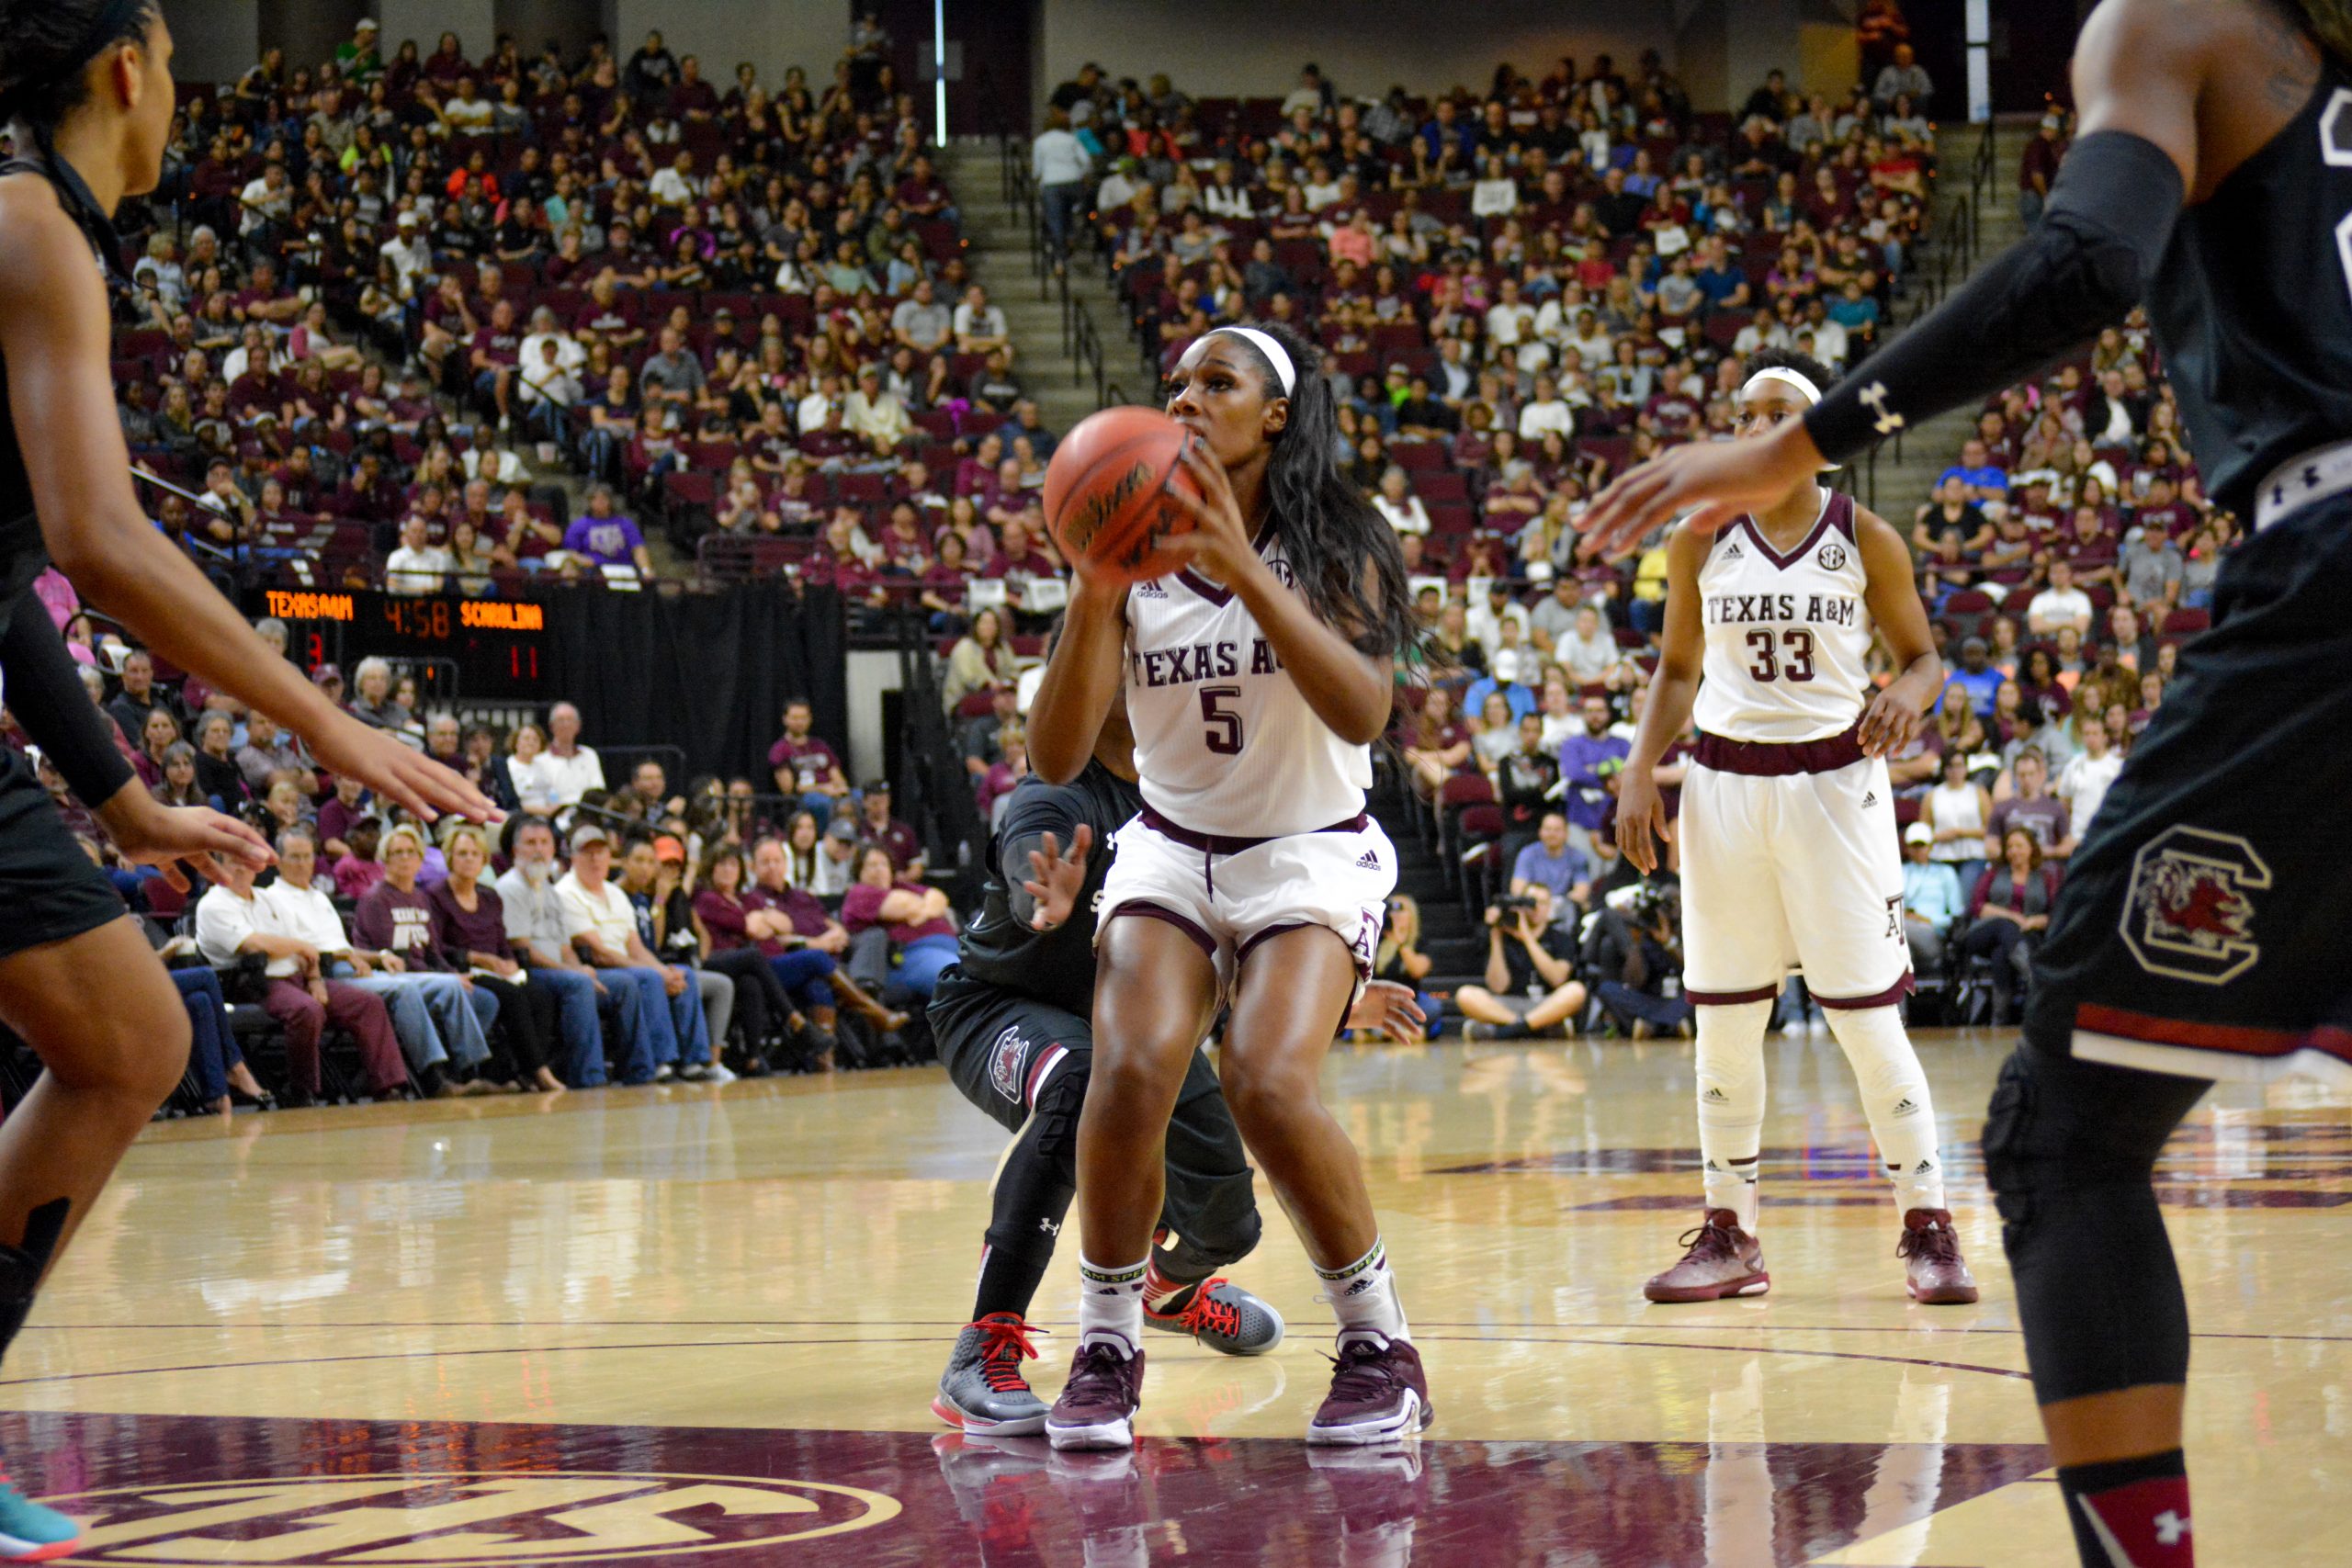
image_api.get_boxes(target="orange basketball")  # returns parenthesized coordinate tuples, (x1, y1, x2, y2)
(1042, 406, 1201, 584)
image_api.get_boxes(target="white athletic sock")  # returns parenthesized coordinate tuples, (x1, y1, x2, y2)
(1077, 1255, 1149, 1357)
(1317, 1237, 1410, 1348)
(1695, 1000, 1772, 1232)
(1823, 1004, 1947, 1213)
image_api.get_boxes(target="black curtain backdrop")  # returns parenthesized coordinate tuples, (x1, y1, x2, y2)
(548, 585, 848, 784)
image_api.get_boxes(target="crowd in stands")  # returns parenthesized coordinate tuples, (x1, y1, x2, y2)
(16, 604, 962, 1114)
(103, 13, 1085, 603)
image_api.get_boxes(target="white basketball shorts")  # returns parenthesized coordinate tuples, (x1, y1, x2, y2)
(1679, 728, 1914, 1010)
(1097, 807, 1396, 1001)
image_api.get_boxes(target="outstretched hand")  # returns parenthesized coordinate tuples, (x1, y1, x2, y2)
(306, 712, 498, 824)
(1577, 418, 1826, 562)
(1023, 825, 1094, 931)
(98, 791, 275, 893)
(1346, 979, 1428, 1045)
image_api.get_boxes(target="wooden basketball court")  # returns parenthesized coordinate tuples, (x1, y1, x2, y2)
(3, 1029, 2343, 1565)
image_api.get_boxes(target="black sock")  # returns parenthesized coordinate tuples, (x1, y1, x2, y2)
(0, 1199, 69, 1363)
(2056, 1450, 2192, 1566)
(971, 1114, 1075, 1322)
(416, 1063, 447, 1097)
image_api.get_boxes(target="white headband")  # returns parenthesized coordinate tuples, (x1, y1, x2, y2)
(1206, 326, 1296, 395)
(1741, 367, 1822, 406)
(1741, 366, 1839, 471)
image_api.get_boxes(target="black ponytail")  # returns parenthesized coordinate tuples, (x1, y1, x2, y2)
(1224, 320, 1419, 661)
(0, 0, 159, 141)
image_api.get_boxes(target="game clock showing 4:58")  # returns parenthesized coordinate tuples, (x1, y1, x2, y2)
(255, 589, 552, 700)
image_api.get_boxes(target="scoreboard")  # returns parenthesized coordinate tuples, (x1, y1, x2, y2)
(254, 590, 551, 700)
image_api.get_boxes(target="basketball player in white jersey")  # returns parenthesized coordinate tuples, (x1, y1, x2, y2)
(1617, 352, 1979, 1306)
(1026, 321, 1428, 1450)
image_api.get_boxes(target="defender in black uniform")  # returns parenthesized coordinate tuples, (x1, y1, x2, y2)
(0, 7, 488, 1554)
(928, 703, 1420, 1433)
(1581, 6, 2352, 1561)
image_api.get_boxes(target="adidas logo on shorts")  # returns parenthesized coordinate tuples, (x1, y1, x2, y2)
(1355, 849, 1381, 870)
(1914, 1157, 1935, 1173)
(1702, 1087, 1729, 1103)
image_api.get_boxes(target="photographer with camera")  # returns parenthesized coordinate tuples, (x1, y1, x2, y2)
(1453, 882, 1587, 1041)
(1371, 893, 1444, 1037)
(1588, 883, 1694, 1041)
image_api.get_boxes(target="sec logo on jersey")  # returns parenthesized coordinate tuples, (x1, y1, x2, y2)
(1815, 543, 1848, 570)
(40, 1472, 899, 1565)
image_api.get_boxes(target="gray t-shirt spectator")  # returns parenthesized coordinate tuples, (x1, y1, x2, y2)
(1511, 841, 1590, 909)
(640, 344, 707, 400)
(891, 296, 952, 350)
(495, 864, 573, 965)
(2120, 534, 2185, 605)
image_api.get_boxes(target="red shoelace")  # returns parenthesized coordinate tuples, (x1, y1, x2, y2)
(968, 1314, 1045, 1393)
(1169, 1278, 1241, 1340)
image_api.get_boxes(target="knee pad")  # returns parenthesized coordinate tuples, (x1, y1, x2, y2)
(1159, 1168, 1262, 1276)
(1694, 1000, 1770, 1129)
(1981, 1045, 2206, 1213)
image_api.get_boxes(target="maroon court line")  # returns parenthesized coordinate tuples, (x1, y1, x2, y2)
(27, 1320, 2352, 1346)
(0, 1331, 2030, 1389)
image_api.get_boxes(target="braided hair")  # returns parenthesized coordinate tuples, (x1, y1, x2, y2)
(0, 0, 158, 154)
(1210, 320, 1419, 661)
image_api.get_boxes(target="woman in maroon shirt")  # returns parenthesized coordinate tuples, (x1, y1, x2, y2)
(428, 825, 563, 1092)
(689, 845, 825, 1070)
(840, 844, 959, 1000)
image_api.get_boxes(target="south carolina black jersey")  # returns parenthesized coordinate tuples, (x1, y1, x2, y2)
(0, 150, 125, 635)
(2151, 47, 2352, 514)
(950, 763, 1143, 1018)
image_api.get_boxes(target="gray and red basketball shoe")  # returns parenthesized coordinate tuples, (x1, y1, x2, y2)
(1046, 1342, 1146, 1450)
(1306, 1336, 1435, 1445)
(933, 1312, 1049, 1435)
(1897, 1209, 1981, 1304)
(1644, 1209, 1770, 1303)
(1142, 1277, 1285, 1356)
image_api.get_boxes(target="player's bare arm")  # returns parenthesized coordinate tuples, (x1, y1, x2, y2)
(0, 181, 492, 825)
(1617, 524, 1710, 875)
(1025, 570, 1127, 783)
(1854, 509, 1943, 758)
(1159, 441, 1393, 744)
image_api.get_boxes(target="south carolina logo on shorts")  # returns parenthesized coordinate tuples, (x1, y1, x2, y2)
(1816, 542, 1848, 570)
(988, 1024, 1031, 1102)
(2120, 826, 2272, 985)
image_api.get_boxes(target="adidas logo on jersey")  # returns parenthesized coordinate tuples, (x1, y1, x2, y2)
(1862, 791, 1879, 808)
(1914, 1157, 1936, 1173)
(1135, 580, 1168, 598)
(1355, 850, 1381, 870)
(1723, 540, 1745, 560)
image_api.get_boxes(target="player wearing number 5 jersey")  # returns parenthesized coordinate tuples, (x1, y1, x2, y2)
(1026, 321, 1430, 1450)
(1617, 352, 1979, 1311)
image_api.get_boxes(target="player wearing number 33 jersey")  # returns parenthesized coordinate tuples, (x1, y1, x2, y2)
(1623, 351, 1976, 1309)
(1102, 532, 1394, 999)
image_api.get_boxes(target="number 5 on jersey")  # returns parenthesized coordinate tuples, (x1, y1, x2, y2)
(1201, 685, 1244, 755)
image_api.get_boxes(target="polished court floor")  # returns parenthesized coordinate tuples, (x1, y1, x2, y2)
(4, 1029, 2346, 1565)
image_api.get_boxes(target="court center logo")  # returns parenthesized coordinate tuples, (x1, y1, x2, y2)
(2120, 826, 2271, 985)
(42, 1471, 899, 1566)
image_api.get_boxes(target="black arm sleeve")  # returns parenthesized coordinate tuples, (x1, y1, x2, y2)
(0, 596, 135, 810)
(1804, 130, 2187, 465)
(994, 783, 1088, 928)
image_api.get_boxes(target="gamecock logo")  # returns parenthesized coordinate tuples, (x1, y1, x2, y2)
(2120, 826, 2271, 985)
(40, 1472, 899, 1565)
(988, 1024, 1029, 1102)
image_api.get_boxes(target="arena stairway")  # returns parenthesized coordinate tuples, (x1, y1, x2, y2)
(1366, 778, 1489, 1017)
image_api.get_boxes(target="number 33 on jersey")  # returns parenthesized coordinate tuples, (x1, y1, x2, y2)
(1693, 491, 1876, 745)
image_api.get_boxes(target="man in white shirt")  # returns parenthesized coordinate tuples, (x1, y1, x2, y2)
(263, 826, 495, 1088)
(649, 151, 701, 208)
(380, 211, 434, 293)
(195, 853, 409, 1105)
(496, 816, 622, 1084)
(238, 162, 291, 241)
(1201, 160, 1254, 220)
(557, 825, 714, 1081)
(2055, 713, 2125, 854)
(384, 515, 455, 597)
(1517, 372, 1575, 443)
(1484, 279, 1537, 359)
(954, 286, 1011, 358)
(541, 703, 606, 805)
(517, 307, 586, 383)
(2027, 559, 2095, 638)
(844, 365, 911, 454)
(1465, 580, 1533, 663)
(440, 77, 495, 135)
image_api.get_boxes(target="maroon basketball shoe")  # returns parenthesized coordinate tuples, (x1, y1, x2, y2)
(1306, 1336, 1435, 1445)
(1046, 1342, 1146, 1451)
(1897, 1209, 1981, 1304)
(1644, 1209, 1770, 1303)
